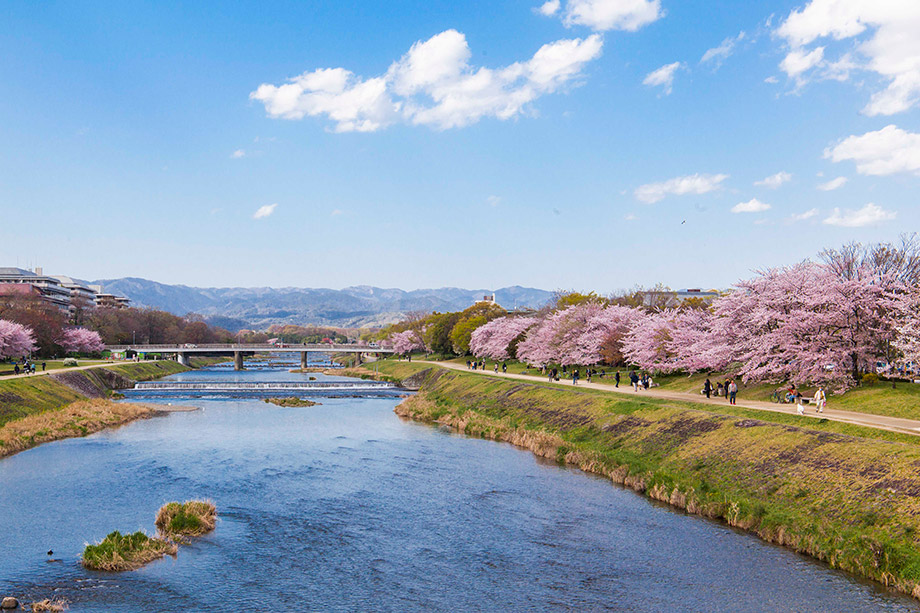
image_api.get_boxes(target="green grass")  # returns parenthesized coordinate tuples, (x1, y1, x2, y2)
(81, 531, 177, 571)
(0, 359, 109, 376)
(375, 360, 920, 598)
(403, 355, 920, 421)
(0, 360, 199, 427)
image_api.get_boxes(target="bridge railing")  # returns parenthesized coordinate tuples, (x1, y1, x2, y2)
(104, 343, 391, 352)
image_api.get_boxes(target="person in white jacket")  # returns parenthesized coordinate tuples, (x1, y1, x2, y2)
(814, 387, 826, 413)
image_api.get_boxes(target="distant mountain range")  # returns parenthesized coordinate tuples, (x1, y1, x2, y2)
(93, 278, 554, 330)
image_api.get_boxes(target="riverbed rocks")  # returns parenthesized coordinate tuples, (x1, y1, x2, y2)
(1, 596, 19, 609)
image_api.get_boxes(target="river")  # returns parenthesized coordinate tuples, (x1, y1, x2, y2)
(1, 360, 918, 611)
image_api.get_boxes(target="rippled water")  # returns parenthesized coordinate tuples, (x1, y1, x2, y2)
(1, 362, 918, 611)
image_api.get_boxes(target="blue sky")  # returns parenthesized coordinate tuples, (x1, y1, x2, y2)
(1, 0, 918, 292)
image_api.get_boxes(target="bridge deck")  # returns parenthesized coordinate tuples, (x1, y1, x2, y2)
(105, 343, 392, 353)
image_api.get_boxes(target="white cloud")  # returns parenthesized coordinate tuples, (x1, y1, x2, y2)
(634, 173, 728, 203)
(538, 0, 561, 16)
(824, 125, 920, 175)
(780, 46, 825, 78)
(487, 195, 502, 207)
(231, 149, 246, 159)
(624, 213, 637, 220)
(823, 203, 896, 227)
(701, 31, 745, 65)
(252, 30, 603, 132)
(331, 209, 343, 216)
(788, 207, 819, 221)
(253, 203, 278, 219)
(731, 198, 772, 213)
(817, 176, 848, 190)
(775, 1, 920, 115)
(764, 75, 779, 83)
(643, 62, 683, 95)
(560, 0, 663, 32)
(754, 171, 792, 188)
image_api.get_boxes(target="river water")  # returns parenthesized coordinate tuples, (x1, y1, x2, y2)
(1, 361, 918, 612)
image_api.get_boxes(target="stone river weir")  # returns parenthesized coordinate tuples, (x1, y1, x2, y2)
(1, 361, 919, 611)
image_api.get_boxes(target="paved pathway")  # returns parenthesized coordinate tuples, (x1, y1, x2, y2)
(418, 361, 920, 437)
(0, 361, 152, 381)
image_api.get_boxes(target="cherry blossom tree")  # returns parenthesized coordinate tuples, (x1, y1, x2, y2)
(470, 316, 538, 360)
(889, 287, 920, 366)
(59, 327, 105, 354)
(621, 310, 680, 372)
(572, 305, 641, 366)
(389, 329, 427, 355)
(0, 319, 37, 359)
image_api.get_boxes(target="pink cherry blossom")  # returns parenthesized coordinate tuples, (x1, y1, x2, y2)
(58, 327, 105, 353)
(0, 319, 37, 358)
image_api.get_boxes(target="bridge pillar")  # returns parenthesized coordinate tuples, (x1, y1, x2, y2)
(234, 351, 244, 371)
(177, 352, 190, 367)
(301, 351, 308, 370)
(354, 351, 362, 366)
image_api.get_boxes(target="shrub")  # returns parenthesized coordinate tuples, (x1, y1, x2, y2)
(155, 500, 217, 538)
(861, 372, 879, 386)
(62, 358, 78, 367)
(81, 531, 177, 571)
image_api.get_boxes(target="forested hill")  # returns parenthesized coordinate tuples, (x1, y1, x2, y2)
(93, 278, 553, 330)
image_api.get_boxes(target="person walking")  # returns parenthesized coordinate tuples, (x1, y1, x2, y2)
(703, 378, 712, 399)
(572, 369, 579, 385)
(630, 370, 639, 391)
(615, 371, 620, 388)
(502, 362, 507, 374)
(814, 387, 826, 413)
(41, 361, 46, 371)
(642, 374, 650, 390)
(728, 380, 738, 405)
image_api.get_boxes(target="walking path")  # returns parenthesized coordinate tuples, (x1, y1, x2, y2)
(419, 361, 920, 437)
(0, 361, 151, 381)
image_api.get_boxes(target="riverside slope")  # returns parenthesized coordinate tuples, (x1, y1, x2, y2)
(360, 360, 920, 601)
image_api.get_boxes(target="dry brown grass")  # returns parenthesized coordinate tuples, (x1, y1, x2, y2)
(0, 399, 158, 459)
(28, 598, 68, 612)
(155, 500, 217, 538)
(264, 397, 319, 407)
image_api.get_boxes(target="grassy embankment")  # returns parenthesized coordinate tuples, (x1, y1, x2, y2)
(0, 359, 218, 459)
(0, 359, 110, 376)
(431, 356, 920, 421)
(359, 359, 920, 599)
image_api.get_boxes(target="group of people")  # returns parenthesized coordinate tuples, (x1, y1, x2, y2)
(702, 378, 739, 405)
(791, 385, 826, 415)
(467, 359, 507, 374)
(9, 359, 46, 375)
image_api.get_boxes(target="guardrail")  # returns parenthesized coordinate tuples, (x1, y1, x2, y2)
(105, 343, 390, 352)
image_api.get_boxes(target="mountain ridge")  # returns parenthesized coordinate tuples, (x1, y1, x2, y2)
(93, 277, 553, 330)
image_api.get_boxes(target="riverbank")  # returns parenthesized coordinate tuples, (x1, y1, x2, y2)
(0, 359, 215, 458)
(361, 360, 920, 600)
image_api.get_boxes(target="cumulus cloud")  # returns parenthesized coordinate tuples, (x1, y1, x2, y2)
(731, 198, 772, 213)
(253, 203, 278, 219)
(251, 30, 603, 132)
(701, 31, 746, 66)
(643, 62, 683, 95)
(754, 171, 792, 188)
(817, 176, 848, 190)
(824, 125, 920, 175)
(634, 173, 728, 204)
(775, 1, 920, 115)
(538, 0, 561, 16)
(555, 0, 663, 32)
(823, 203, 896, 227)
(788, 208, 819, 221)
(231, 149, 246, 159)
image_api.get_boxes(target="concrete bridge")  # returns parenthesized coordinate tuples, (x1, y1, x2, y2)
(104, 343, 393, 370)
